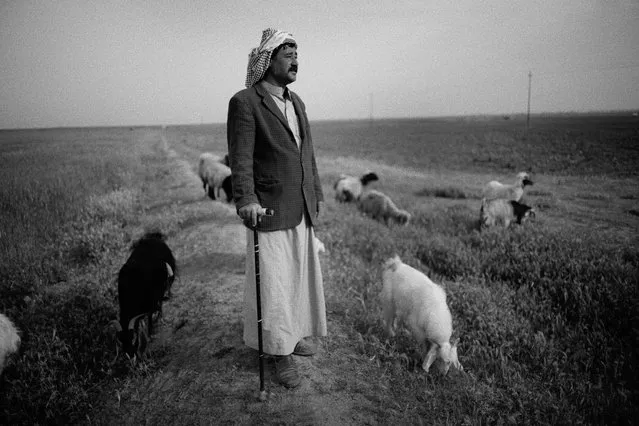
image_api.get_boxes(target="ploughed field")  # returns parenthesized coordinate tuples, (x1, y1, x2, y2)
(1, 112, 638, 425)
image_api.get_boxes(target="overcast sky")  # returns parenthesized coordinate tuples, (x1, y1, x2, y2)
(1, 0, 638, 128)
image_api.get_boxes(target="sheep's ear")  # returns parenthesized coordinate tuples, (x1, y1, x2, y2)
(422, 345, 438, 372)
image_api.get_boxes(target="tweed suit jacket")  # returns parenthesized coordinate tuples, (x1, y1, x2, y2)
(227, 82, 324, 232)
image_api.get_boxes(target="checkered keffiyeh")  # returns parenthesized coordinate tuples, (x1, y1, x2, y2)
(245, 28, 296, 88)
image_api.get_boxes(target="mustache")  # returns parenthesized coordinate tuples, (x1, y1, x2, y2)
(289, 65, 298, 72)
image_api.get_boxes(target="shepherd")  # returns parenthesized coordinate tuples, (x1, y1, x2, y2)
(226, 28, 327, 390)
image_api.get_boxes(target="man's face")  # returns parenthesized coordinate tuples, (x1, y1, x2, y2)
(268, 44, 298, 86)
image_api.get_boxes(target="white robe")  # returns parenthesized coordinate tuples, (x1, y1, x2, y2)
(243, 214, 327, 355)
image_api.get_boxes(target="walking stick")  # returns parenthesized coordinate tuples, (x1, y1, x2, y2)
(252, 207, 273, 401)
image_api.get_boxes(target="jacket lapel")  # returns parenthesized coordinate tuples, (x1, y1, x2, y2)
(290, 91, 307, 143)
(255, 84, 290, 131)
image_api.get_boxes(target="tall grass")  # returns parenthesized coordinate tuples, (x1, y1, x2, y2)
(176, 116, 639, 423)
(318, 191, 638, 424)
(0, 128, 154, 424)
(2, 116, 637, 424)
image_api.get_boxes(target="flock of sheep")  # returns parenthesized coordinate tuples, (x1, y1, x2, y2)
(0, 152, 536, 379)
(195, 155, 465, 373)
(331, 170, 535, 374)
(334, 170, 536, 230)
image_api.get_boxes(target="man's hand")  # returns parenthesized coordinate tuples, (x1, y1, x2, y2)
(316, 201, 325, 220)
(238, 203, 264, 227)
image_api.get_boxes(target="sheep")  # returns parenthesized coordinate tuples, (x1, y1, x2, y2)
(482, 171, 534, 202)
(197, 152, 233, 202)
(380, 255, 463, 374)
(113, 231, 176, 358)
(480, 198, 535, 229)
(334, 172, 379, 202)
(0, 313, 20, 375)
(357, 189, 411, 226)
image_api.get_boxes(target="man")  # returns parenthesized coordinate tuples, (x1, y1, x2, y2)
(226, 28, 327, 389)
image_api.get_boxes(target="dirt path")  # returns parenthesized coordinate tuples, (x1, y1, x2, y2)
(91, 129, 374, 425)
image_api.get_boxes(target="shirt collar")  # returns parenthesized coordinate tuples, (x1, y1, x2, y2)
(259, 80, 290, 101)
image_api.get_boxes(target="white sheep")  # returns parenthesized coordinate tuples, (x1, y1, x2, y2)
(197, 152, 232, 202)
(380, 255, 462, 374)
(480, 198, 535, 229)
(0, 313, 21, 375)
(482, 171, 533, 202)
(334, 172, 379, 202)
(357, 190, 411, 226)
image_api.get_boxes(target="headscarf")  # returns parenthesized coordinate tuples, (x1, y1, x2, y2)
(245, 28, 296, 88)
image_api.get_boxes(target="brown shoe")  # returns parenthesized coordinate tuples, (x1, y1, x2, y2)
(274, 355, 301, 388)
(292, 340, 317, 357)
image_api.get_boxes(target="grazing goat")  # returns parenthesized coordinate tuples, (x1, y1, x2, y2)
(198, 152, 233, 202)
(114, 231, 176, 358)
(480, 198, 535, 229)
(334, 172, 379, 202)
(381, 255, 463, 374)
(0, 313, 20, 375)
(357, 190, 411, 226)
(482, 171, 533, 202)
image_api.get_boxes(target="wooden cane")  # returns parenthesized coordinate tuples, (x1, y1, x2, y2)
(253, 208, 273, 401)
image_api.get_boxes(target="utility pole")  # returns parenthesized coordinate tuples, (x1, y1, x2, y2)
(526, 71, 532, 129)
(369, 92, 374, 124)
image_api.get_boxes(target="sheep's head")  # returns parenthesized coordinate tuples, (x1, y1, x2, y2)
(516, 172, 534, 187)
(382, 255, 402, 273)
(438, 338, 464, 375)
(524, 208, 536, 221)
(395, 211, 411, 226)
(360, 172, 379, 186)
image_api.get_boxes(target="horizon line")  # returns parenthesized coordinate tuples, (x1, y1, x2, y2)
(1, 108, 638, 131)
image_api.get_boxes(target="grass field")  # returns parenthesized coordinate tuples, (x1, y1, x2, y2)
(1, 113, 638, 424)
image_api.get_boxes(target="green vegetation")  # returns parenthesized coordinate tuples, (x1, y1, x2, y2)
(319, 208, 637, 423)
(0, 128, 168, 423)
(1, 115, 638, 424)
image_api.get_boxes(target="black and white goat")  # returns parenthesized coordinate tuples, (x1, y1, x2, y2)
(480, 198, 535, 229)
(334, 172, 379, 202)
(113, 231, 176, 358)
